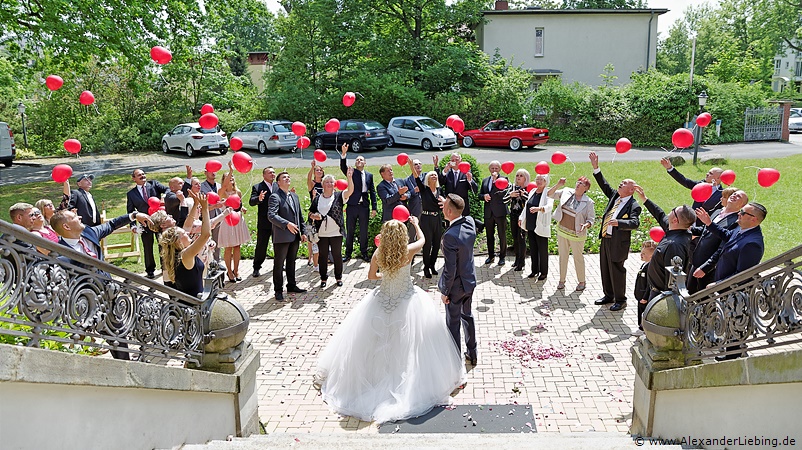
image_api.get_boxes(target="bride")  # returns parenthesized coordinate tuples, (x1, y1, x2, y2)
(315, 217, 467, 424)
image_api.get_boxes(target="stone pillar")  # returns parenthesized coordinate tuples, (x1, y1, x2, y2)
(769, 100, 793, 142)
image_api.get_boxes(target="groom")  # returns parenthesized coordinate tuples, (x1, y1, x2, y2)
(438, 194, 478, 365)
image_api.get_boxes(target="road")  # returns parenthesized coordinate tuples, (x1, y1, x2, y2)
(2, 136, 801, 187)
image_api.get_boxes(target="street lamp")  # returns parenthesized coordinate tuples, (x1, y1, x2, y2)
(17, 102, 28, 147)
(693, 91, 708, 165)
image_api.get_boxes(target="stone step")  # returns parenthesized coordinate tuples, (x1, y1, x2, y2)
(180, 432, 688, 450)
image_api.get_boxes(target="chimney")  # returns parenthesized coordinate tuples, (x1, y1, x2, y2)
(495, 0, 509, 10)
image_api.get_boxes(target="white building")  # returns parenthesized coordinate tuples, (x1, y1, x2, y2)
(772, 42, 802, 93)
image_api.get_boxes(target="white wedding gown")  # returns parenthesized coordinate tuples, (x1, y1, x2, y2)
(315, 264, 467, 424)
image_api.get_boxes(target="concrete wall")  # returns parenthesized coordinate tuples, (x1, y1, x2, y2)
(0, 344, 260, 450)
(478, 11, 661, 86)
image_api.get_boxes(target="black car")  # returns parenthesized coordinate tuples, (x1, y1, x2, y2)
(312, 119, 390, 153)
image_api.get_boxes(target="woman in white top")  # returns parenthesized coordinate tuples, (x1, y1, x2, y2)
(308, 172, 355, 288)
(518, 174, 554, 280)
(547, 176, 595, 291)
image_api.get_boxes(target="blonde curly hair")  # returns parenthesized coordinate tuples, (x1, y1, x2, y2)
(376, 220, 409, 277)
(159, 226, 184, 283)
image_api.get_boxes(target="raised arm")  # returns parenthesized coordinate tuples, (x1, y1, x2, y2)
(339, 143, 349, 176)
(307, 160, 316, 192)
(181, 192, 211, 270)
(406, 216, 425, 255)
(548, 178, 566, 199)
(343, 167, 355, 202)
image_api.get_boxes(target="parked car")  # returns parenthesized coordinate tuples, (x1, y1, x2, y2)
(230, 120, 297, 154)
(459, 120, 549, 151)
(387, 116, 457, 150)
(161, 123, 229, 157)
(790, 108, 801, 115)
(789, 111, 802, 133)
(0, 122, 15, 167)
(312, 119, 390, 153)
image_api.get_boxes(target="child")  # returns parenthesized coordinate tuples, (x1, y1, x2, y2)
(632, 240, 656, 337)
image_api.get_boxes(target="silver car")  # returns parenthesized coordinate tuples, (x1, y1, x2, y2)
(161, 122, 229, 157)
(230, 120, 297, 154)
(387, 116, 457, 150)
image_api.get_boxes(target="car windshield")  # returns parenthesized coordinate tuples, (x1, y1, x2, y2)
(791, 112, 802, 118)
(417, 118, 443, 130)
(273, 123, 293, 132)
(364, 121, 384, 130)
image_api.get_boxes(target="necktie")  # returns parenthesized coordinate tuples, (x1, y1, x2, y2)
(141, 185, 148, 201)
(78, 238, 98, 259)
(453, 171, 458, 190)
(601, 197, 622, 237)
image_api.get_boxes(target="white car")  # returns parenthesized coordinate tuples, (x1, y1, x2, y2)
(0, 122, 15, 167)
(789, 111, 802, 134)
(387, 116, 457, 150)
(161, 122, 229, 157)
(230, 120, 297, 154)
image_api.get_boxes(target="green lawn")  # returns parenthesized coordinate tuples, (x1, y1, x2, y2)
(1, 154, 797, 275)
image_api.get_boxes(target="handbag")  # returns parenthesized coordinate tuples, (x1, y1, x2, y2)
(305, 218, 320, 244)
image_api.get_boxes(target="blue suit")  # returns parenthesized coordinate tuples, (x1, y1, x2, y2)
(707, 224, 764, 282)
(377, 179, 407, 222)
(438, 216, 478, 359)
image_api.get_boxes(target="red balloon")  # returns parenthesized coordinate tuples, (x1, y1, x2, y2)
(649, 226, 665, 243)
(696, 112, 712, 128)
(232, 151, 253, 173)
(392, 205, 410, 222)
(615, 138, 632, 154)
(205, 159, 223, 173)
(225, 194, 242, 209)
(672, 128, 694, 149)
(335, 179, 348, 191)
(691, 182, 713, 202)
(501, 161, 515, 174)
(551, 151, 567, 164)
(526, 182, 537, 193)
(535, 161, 550, 175)
(720, 169, 736, 185)
(147, 196, 161, 209)
(206, 192, 220, 205)
(79, 91, 95, 106)
(292, 121, 307, 137)
(148, 206, 159, 215)
(451, 118, 465, 134)
(757, 168, 780, 188)
(374, 234, 381, 247)
(494, 177, 509, 190)
(396, 153, 409, 166)
(297, 136, 311, 149)
(150, 46, 172, 64)
(458, 161, 471, 174)
(446, 114, 459, 128)
(343, 92, 356, 107)
(199, 113, 219, 130)
(46, 75, 63, 91)
(63, 139, 82, 154)
(314, 149, 327, 162)
(230, 137, 243, 151)
(325, 118, 340, 133)
(225, 211, 241, 227)
(200, 103, 214, 115)
(51, 164, 73, 183)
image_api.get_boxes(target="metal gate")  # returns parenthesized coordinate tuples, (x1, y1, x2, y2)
(744, 106, 782, 141)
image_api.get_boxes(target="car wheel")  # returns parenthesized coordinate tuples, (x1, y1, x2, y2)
(314, 137, 324, 149)
(186, 144, 195, 157)
(421, 138, 433, 151)
(509, 138, 522, 151)
(2, 160, 12, 167)
(258, 141, 268, 155)
(387, 136, 395, 148)
(162, 141, 169, 154)
(219, 147, 228, 155)
(462, 136, 474, 148)
(351, 139, 362, 153)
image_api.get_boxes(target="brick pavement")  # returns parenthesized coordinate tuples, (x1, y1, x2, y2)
(217, 252, 646, 435)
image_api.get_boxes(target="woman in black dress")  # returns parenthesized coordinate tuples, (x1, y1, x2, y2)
(408, 158, 444, 279)
(504, 168, 530, 271)
(159, 190, 211, 298)
(306, 160, 325, 269)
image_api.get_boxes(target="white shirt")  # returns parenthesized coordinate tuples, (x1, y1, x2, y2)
(606, 195, 631, 236)
(84, 190, 97, 222)
(714, 210, 736, 223)
(316, 194, 341, 237)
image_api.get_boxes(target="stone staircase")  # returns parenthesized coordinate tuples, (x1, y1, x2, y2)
(180, 432, 687, 449)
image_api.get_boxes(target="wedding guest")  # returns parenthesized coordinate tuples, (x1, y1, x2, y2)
(34, 199, 57, 225)
(438, 152, 477, 217)
(632, 240, 656, 337)
(69, 174, 101, 227)
(409, 157, 444, 278)
(126, 168, 169, 279)
(269, 172, 309, 301)
(250, 167, 277, 278)
(547, 176, 595, 291)
(307, 160, 325, 269)
(660, 158, 723, 225)
(479, 161, 509, 266)
(159, 190, 211, 300)
(339, 143, 378, 262)
(309, 173, 354, 288)
(218, 165, 250, 283)
(521, 174, 554, 280)
(504, 169, 530, 271)
(29, 207, 59, 245)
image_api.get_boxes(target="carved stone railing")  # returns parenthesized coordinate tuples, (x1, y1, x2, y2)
(0, 219, 223, 365)
(653, 245, 802, 362)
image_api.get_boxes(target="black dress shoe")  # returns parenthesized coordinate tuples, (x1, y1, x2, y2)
(514, 266, 523, 272)
(235, 277, 242, 282)
(431, 268, 438, 275)
(336, 280, 343, 287)
(145, 273, 156, 279)
(485, 256, 495, 265)
(527, 272, 537, 279)
(537, 275, 548, 281)
(361, 255, 371, 263)
(498, 259, 506, 266)
(595, 298, 614, 305)
(423, 268, 431, 278)
(252, 270, 261, 278)
(275, 292, 284, 301)
(464, 352, 477, 365)
(343, 256, 351, 262)
(287, 286, 307, 294)
(610, 302, 627, 311)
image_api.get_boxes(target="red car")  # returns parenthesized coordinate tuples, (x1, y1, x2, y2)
(459, 120, 549, 151)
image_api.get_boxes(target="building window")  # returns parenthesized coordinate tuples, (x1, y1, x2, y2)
(775, 59, 781, 75)
(796, 61, 802, 77)
(534, 28, 544, 57)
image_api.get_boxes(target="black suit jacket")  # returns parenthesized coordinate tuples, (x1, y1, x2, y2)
(340, 157, 377, 210)
(268, 189, 307, 244)
(404, 174, 422, 217)
(689, 210, 739, 274)
(707, 224, 764, 282)
(126, 181, 169, 234)
(438, 169, 478, 214)
(438, 216, 477, 297)
(163, 190, 186, 224)
(250, 180, 276, 226)
(69, 188, 100, 227)
(479, 176, 510, 219)
(667, 167, 723, 218)
(57, 213, 133, 266)
(594, 170, 641, 262)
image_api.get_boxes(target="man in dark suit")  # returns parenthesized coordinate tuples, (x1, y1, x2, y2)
(268, 172, 308, 301)
(376, 164, 410, 222)
(438, 152, 478, 217)
(68, 174, 100, 227)
(479, 161, 509, 266)
(687, 190, 747, 294)
(660, 158, 723, 225)
(163, 177, 187, 225)
(590, 151, 642, 311)
(405, 159, 423, 220)
(51, 208, 151, 360)
(126, 169, 169, 279)
(250, 166, 277, 278)
(339, 143, 377, 262)
(438, 194, 479, 365)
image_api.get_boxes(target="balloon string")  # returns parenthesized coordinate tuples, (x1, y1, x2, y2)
(566, 157, 576, 176)
(47, 91, 52, 100)
(93, 104, 100, 115)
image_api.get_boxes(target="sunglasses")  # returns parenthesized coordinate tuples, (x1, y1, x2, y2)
(29, 211, 42, 217)
(738, 209, 756, 218)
